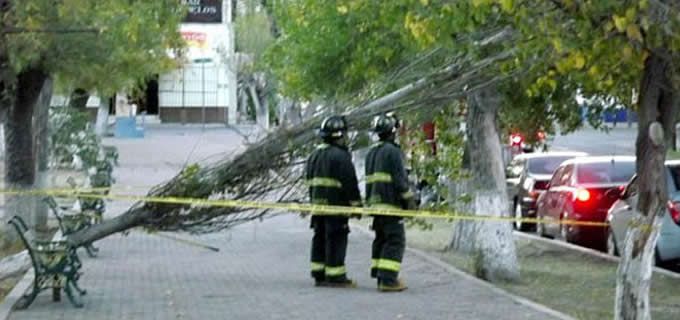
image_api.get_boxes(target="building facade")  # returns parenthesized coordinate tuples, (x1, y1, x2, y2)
(159, 0, 237, 124)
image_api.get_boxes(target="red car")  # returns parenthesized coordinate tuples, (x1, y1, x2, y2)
(535, 156, 637, 250)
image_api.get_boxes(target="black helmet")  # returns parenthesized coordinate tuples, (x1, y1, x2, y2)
(372, 112, 400, 136)
(319, 115, 348, 139)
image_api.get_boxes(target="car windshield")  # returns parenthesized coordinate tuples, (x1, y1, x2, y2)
(527, 156, 573, 175)
(576, 161, 636, 184)
(669, 165, 680, 191)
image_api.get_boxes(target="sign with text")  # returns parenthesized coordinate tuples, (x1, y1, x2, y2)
(181, 31, 208, 48)
(182, 0, 222, 23)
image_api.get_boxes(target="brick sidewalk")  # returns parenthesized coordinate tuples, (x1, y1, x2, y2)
(7, 126, 562, 320)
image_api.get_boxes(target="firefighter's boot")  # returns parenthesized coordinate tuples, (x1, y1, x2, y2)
(378, 278, 407, 292)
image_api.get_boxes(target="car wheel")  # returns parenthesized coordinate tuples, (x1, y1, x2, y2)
(536, 214, 547, 237)
(560, 224, 569, 242)
(606, 228, 619, 257)
(514, 201, 525, 231)
(654, 248, 670, 268)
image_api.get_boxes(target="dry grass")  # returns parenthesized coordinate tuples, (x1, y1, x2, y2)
(404, 220, 680, 320)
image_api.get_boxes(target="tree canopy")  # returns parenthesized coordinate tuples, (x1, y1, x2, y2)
(3, 0, 185, 96)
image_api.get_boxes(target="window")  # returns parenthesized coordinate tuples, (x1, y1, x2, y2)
(527, 156, 573, 175)
(576, 161, 636, 184)
(559, 165, 574, 186)
(549, 167, 566, 188)
(668, 165, 680, 191)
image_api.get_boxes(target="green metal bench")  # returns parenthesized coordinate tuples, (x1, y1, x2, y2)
(8, 216, 86, 309)
(44, 196, 100, 258)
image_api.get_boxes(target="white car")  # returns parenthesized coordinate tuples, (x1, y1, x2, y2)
(606, 161, 680, 266)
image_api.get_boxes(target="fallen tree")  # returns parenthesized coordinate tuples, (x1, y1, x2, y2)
(67, 48, 519, 247)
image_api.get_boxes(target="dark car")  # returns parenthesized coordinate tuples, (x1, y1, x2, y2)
(536, 156, 637, 250)
(506, 152, 588, 231)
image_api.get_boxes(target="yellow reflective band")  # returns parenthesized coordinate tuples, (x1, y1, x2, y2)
(311, 262, 325, 271)
(377, 259, 401, 272)
(366, 172, 393, 184)
(306, 177, 342, 188)
(401, 191, 414, 199)
(325, 265, 346, 276)
(371, 259, 379, 269)
(317, 143, 329, 149)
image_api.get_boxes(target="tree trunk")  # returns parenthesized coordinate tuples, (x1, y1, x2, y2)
(238, 86, 249, 122)
(250, 84, 268, 130)
(458, 86, 519, 282)
(3, 67, 47, 245)
(68, 88, 89, 111)
(95, 96, 111, 136)
(277, 98, 299, 128)
(448, 178, 477, 253)
(615, 53, 676, 320)
(33, 77, 53, 233)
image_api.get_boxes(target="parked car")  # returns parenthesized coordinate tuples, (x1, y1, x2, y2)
(506, 151, 588, 231)
(535, 156, 637, 249)
(606, 161, 680, 266)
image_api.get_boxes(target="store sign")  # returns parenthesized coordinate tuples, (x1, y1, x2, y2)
(181, 31, 208, 48)
(182, 0, 222, 23)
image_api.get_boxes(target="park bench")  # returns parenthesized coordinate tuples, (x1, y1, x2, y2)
(8, 216, 86, 309)
(44, 196, 100, 258)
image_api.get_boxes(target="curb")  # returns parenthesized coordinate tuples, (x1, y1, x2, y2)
(350, 223, 576, 320)
(513, 231, 680, 280)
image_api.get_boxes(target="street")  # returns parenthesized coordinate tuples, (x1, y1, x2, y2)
(551, 125, 637, 156)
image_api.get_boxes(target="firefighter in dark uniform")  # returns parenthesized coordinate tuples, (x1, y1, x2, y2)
(306, 115, 362, 288)
(365, 113, 414, 292)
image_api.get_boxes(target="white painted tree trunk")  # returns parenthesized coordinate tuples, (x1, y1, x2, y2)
(450, 86, 519, 282)
(615, 215, 661, 320)
(473, 191, 518, 282)
(95, 96, 110, 137)
(448, 178, 478, 254)
(615, 52, 676, 319)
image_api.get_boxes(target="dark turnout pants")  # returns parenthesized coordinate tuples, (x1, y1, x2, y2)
(371, 216, 405, 284)
(310, 216, 350, 282)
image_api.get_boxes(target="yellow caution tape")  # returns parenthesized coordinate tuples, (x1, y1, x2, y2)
(0, 187, 611, 228)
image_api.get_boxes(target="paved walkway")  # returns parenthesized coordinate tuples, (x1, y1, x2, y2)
(8, 125, 560, 320)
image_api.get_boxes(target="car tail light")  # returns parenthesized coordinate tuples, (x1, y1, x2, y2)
(511, 134, 523, 145)
(573, 188, 591, 202)
(666, 201, 680, 225)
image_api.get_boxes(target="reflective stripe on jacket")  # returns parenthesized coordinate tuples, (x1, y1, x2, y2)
(365, 141, 413, 209)
(305, 143, 361, 206)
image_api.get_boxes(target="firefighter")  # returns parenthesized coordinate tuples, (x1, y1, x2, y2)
(306, 115, 362, 288)
(365, 112, 415, 292)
